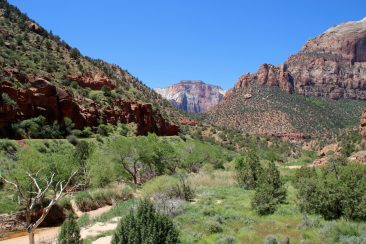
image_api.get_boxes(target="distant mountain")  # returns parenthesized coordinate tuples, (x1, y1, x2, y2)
(155, 80, 226, 113)
(225, 17, 366, 101)
(206, 18, 366, 138)
(0, 0, 187, 138)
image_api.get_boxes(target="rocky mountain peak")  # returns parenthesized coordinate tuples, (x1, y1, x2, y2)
(155, 80, 226, 113)
(226, 17, 366, 100)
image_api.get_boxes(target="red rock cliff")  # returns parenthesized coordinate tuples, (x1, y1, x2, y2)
(227, 18, 366, 100)
(0, 76, 179, 137)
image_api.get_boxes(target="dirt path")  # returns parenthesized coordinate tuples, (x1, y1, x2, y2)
(0, 205, 115, 244)
(81, 217, 120, 240)
(0, 227, 59, 244)
(93, 236, 113, 244)
(286, 165, 303, 169)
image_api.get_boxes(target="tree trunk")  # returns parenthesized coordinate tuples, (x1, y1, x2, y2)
(28, 230, 35, 244)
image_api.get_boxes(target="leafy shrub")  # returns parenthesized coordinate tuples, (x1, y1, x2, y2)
(11, 116, 63, 139)
(74, 185, 133, 212)
(142, 175, 194, 202)
(67, 135, 79, 145)
(215, 235, 237, 244)
(207, 221, 223, 233)
(263, 235, 279, 244)
(251, 162, 286, 215)
(296, 163, 366, 220)
(58, 213, 81, 244)
(235, 152, 262, 189)
(321, 221, 365, 243)
(112, 200, 179, 244)
(0, 93, 17, 107)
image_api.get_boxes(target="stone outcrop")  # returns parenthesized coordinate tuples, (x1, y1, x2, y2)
(0, 75, 179, 138)
(227, 17, 366, 101)
(155, 80, 226, 113)
(67, 74, 117, 90)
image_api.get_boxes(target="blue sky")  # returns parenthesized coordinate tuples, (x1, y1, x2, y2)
(8, 0, 366, 90)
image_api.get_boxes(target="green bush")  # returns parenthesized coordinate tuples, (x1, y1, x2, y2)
(320, 221, 365, 243)
(235, 151, 262, 190)
(112, 200, 179, 244)
(11, 116, 63, 139)
(251, 162, 286, 215)
(263, 235, 279, 244)
(296, 163, 366, 220)
(58, 213, 81, 244)
(207, 221, 223, 233)
(142, 175, 194, 201)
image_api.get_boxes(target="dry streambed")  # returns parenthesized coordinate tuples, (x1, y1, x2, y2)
(0, 205, 117, 244)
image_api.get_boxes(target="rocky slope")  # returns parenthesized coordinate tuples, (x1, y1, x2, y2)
(226, 17, 366, 100)
(205, 84, 366, 138)
(155, 80, 226, 113)
(0, 0, 183, 137)
(207, 18, 366, 138)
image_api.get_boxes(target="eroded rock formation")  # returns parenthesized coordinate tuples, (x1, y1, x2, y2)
(0, 75, 179, 137)
(227, 18, 366, 101)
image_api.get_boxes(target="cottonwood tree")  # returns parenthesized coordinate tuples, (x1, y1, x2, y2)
(0, 142, 79, 244)
(110, 136, 155, 185)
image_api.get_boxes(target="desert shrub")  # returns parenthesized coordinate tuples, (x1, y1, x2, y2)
(142, 175, 180, 198)
(58, 213, 81, 244)
(0, 93, 17, 107)
(142, 174, 194, 202)
(215, 235, 237, 244)
(0, 139, 17, 157)
(296, 163, 366, 220)
(74, 185, 133, 212)
(251, 162, 286, 215)
(321, 221, 365, 243)
(263, 235, 279, 244)
(11, 116, 63, 138)
(207, 221, 223, 233)
(97, 124, 113, 136)
(112, 200, 179, 244)
(67, 135, 79, 145)
(235, 151, 262, 189)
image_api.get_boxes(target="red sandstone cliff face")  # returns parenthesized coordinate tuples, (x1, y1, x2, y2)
(0, 75, 179, 137)
(67, 74, 117, 90)
(155, 80, 226, 113)
(226, 18, 366, 101)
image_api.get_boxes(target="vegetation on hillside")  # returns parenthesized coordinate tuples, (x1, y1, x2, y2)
(0, 0, 185, 133)
(204, 84, 366, 137)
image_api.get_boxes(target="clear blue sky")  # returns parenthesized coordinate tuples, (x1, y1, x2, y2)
(8, 0, 366, 90)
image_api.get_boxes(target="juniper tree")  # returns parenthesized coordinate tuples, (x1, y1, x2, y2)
(112, 200, 179, 244)
(235, 151, 262, 189)
(58, 213, 81, 244)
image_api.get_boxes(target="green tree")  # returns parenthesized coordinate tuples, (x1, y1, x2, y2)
(74, 141, 92, 189)
(112, 200, 179, 244)
(251, 162, 286, 215)
(235, 151, 262, 189)
(110, 136, 156, 184)
(296, 163, 366, 220)
(58, 213, 81, 244)
(0, 142, 79, 244)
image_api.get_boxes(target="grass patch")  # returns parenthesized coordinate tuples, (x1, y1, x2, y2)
(173, 170, 366, 244)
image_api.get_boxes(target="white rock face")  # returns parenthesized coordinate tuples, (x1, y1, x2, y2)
(155, 80, 226, 113)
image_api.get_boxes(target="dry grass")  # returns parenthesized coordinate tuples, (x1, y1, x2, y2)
(188, 170, 236, 188)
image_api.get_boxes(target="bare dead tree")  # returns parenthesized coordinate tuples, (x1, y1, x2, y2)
(1, 170, 77, 244)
